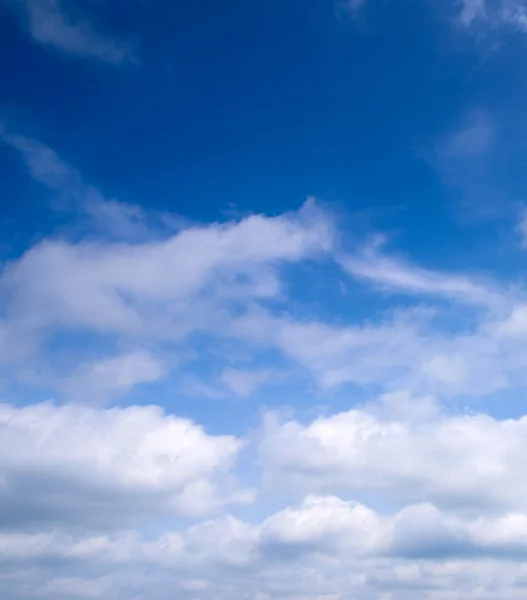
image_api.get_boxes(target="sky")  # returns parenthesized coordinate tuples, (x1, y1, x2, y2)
(5, 0, 527, 598)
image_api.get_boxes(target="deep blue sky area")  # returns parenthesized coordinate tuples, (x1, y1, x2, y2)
(3, 0, 525, 265)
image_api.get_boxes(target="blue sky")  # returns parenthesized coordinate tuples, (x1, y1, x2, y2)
(4, 0, 527, 598)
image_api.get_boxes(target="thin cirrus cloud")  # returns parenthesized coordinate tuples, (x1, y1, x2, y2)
(346, 0, 527, 32)
(338, 233, 507, 311)
(220, 368, 274, 398)
(0, 125, 153, 238)
(423, 109, 507, 218)
(459, 0, 527, 30)
(6, 0, 136, 65)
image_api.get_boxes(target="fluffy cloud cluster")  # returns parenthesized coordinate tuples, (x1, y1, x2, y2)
(261, 391, 527, 512)
(0, 401, 242, 528)
(5, 492, 527, 599)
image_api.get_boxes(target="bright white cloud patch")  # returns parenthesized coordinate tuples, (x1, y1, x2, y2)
(0, 401, 241, 527)
(260, 391, 527, 512)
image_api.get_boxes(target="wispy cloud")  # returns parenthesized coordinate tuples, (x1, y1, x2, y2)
(517, 203, 527, 248)
(459, 0, 527, 31)
(425, 109, 507, 218)
(57, 350, 165, 404)
(341, 0, 368, 14)
(0, 126, 161, 239)
(339, 234, 506, 311)
(7, 0, 136, 65)
(341, 0, 527, 40)
(221, 368, 273, 398)
(439, 110, 495, 159)
(459, 0, 487, 26)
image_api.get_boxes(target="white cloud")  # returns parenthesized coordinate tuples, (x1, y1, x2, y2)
(0, 199, 332, 364)
(237, 309, 511, 395)
(58, 350, 165, 404)
(8, 0, 135, 65)
(7, 493, 527, 598)
(459, 0, 487, 26)
(260, 495, 384, 556)
(439, 110, 494, 159)
(459, 0, 527, 31)
(259, 495, 527, 560)
(0, 401, 241, 527)
(221, 368, 272, 398)
(0, 129, 153, 239)
(427, 109, 503, 217)
(260, 391, 527, 512)
(0, 531, 136, 562)
(37, 577, 111, 599)
(343, 0, 368, 14)
(339, 235, 506, 311)
(516, 203, 527, 247)
(226, 275, 527, 397)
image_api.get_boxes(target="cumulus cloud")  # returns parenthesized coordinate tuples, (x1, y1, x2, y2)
(260, 391, 527, 512)
(6, 494, 527, 598)
(259, 495, 527, 561)
(0, 401, 241, 528)
(6, 0, 135, 65)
